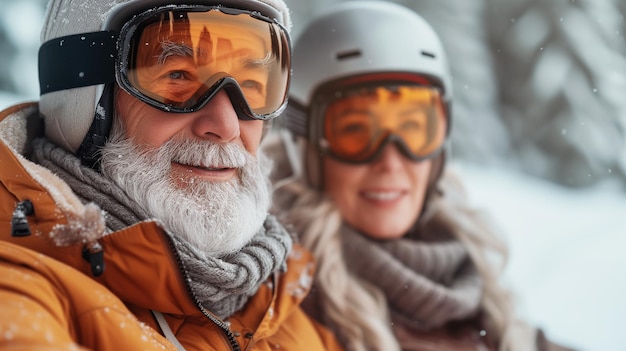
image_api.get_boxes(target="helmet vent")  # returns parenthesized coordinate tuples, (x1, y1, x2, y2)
(421, 51, 436, 59)
(336, 49, 362, 60)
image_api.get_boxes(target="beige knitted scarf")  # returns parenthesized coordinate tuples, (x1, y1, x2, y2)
(341, 225, 483, 330)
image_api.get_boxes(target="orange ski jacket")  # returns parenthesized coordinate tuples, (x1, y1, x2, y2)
(0, 102, 343, 351)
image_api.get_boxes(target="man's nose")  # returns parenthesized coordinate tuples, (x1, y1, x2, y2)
(191, 90, 240, 143)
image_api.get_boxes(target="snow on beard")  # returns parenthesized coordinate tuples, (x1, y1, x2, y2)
(100, 130, 271, 257)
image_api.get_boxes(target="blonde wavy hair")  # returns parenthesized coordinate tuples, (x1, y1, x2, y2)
(263, 131, 536, 351)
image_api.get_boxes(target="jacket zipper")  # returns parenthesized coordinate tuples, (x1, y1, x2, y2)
(163, 234, 242, 351)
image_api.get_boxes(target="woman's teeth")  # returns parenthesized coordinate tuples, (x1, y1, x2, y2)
(362, 191, 402, 201)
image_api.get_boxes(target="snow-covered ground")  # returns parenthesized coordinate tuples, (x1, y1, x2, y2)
(451, 160, 626, 351)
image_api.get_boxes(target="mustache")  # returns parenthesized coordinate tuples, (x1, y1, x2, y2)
(153, 136, 249, 169)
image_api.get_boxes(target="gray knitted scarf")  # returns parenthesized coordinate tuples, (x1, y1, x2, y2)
(341, 225, 483, 330)
(31, 138, 292, 319)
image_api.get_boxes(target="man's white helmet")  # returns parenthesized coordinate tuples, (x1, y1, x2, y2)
(39, 0, 292, 166)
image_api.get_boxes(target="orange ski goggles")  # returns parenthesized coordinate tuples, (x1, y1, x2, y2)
(308, 76, 449, 163)
(39, 3, 291, 120)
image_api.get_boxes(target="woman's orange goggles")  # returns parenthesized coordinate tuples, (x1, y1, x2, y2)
(312, 82, 448, 163)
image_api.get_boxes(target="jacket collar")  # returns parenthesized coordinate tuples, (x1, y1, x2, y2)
(0, 103, 199, 314)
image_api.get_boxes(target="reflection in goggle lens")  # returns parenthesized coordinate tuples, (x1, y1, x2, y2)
(322, 85, 447, 163)
(122, 8, 290, 118)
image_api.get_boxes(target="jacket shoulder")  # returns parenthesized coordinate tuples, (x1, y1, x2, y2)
(0, 241, 174, 350)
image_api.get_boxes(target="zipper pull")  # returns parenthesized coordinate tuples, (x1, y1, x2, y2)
(82, 241, 105, 276)
(11, 200, 35, 237)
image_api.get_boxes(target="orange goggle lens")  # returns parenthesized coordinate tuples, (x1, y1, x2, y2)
(121, 7, 290, 118)
(322, 85, 447, 163)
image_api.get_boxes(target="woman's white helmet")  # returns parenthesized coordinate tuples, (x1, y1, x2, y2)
(39, 0, 292, 164)
(290, 1, 450, 109)
(283, 0, 452, 189)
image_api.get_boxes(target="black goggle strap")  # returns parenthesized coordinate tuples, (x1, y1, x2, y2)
(76, 82, 115, 170)
(39, 31, 118, 95)
(281, 99, 308, 137)
(39, 31, 119, 170)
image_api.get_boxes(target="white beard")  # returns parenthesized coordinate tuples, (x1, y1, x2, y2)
(100, 132, 272, 257)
